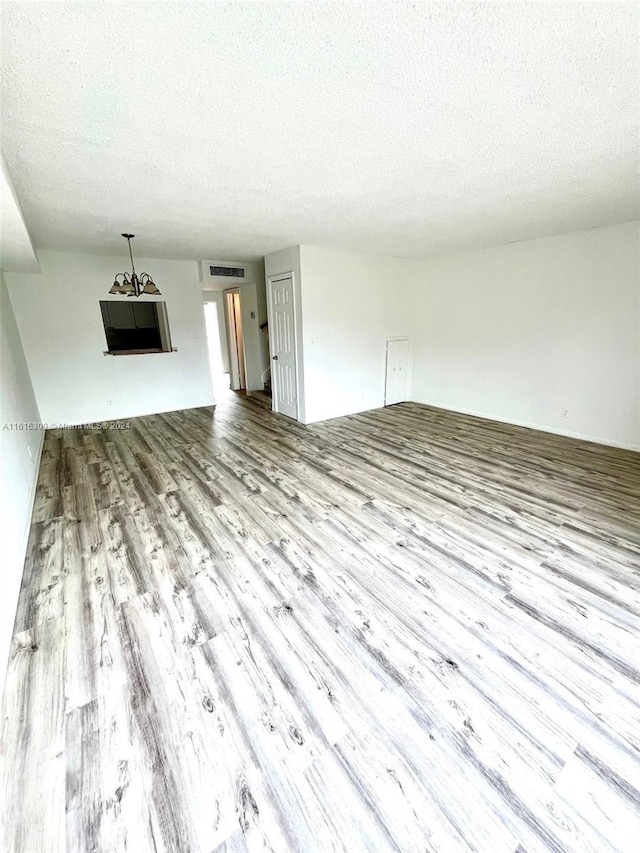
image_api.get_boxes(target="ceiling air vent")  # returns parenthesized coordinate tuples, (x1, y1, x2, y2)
(210, 265, 245, 278)
(199, 260, 249, 283)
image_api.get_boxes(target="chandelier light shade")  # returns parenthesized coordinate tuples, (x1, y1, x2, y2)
(109, 234, 161, 297)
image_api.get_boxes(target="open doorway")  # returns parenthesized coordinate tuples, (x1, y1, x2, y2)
(224, 288, 246, 391)
(203, 300, 230, 398)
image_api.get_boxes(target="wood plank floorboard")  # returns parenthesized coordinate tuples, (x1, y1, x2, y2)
(1, 392, 639, 852)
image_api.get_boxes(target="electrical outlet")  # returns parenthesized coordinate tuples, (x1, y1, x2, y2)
(561, 408, 569, 418)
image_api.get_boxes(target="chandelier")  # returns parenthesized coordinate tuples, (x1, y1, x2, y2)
(109, 234, 161, 297)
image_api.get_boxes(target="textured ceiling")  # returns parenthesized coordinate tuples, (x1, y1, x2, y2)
(1, 2, 638, 261)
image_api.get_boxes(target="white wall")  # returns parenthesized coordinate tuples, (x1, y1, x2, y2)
(6, 250, 214, 425)
(254, 263, 271, 383)
(237, 283, 262, 392)
(408, 221, 640, 449)
(0, 274, 44, 692)
(1, 154, 39, 273)
(265, 225, 638, 446)
(298, 245, 411, 424)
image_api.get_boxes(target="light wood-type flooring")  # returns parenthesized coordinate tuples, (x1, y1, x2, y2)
(2, 391, 640, 852)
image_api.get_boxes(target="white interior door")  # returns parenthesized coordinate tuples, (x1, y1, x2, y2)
(224, 289, 246, 391)
(268, 274, 298, 419)
(384, 338, 410, 405)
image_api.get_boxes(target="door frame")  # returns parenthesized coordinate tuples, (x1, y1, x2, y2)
(267, 271, 299, 419)
(383, 336, 413, 406)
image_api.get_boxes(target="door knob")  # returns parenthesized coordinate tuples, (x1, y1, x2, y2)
(272, 355, 279, 360)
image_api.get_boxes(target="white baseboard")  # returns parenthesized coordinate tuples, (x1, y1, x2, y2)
(409, 399, 640, 453)
(19, 428, 45, 571)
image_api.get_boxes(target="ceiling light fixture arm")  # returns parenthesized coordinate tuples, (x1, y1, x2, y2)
(123, 233, 136, 276)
